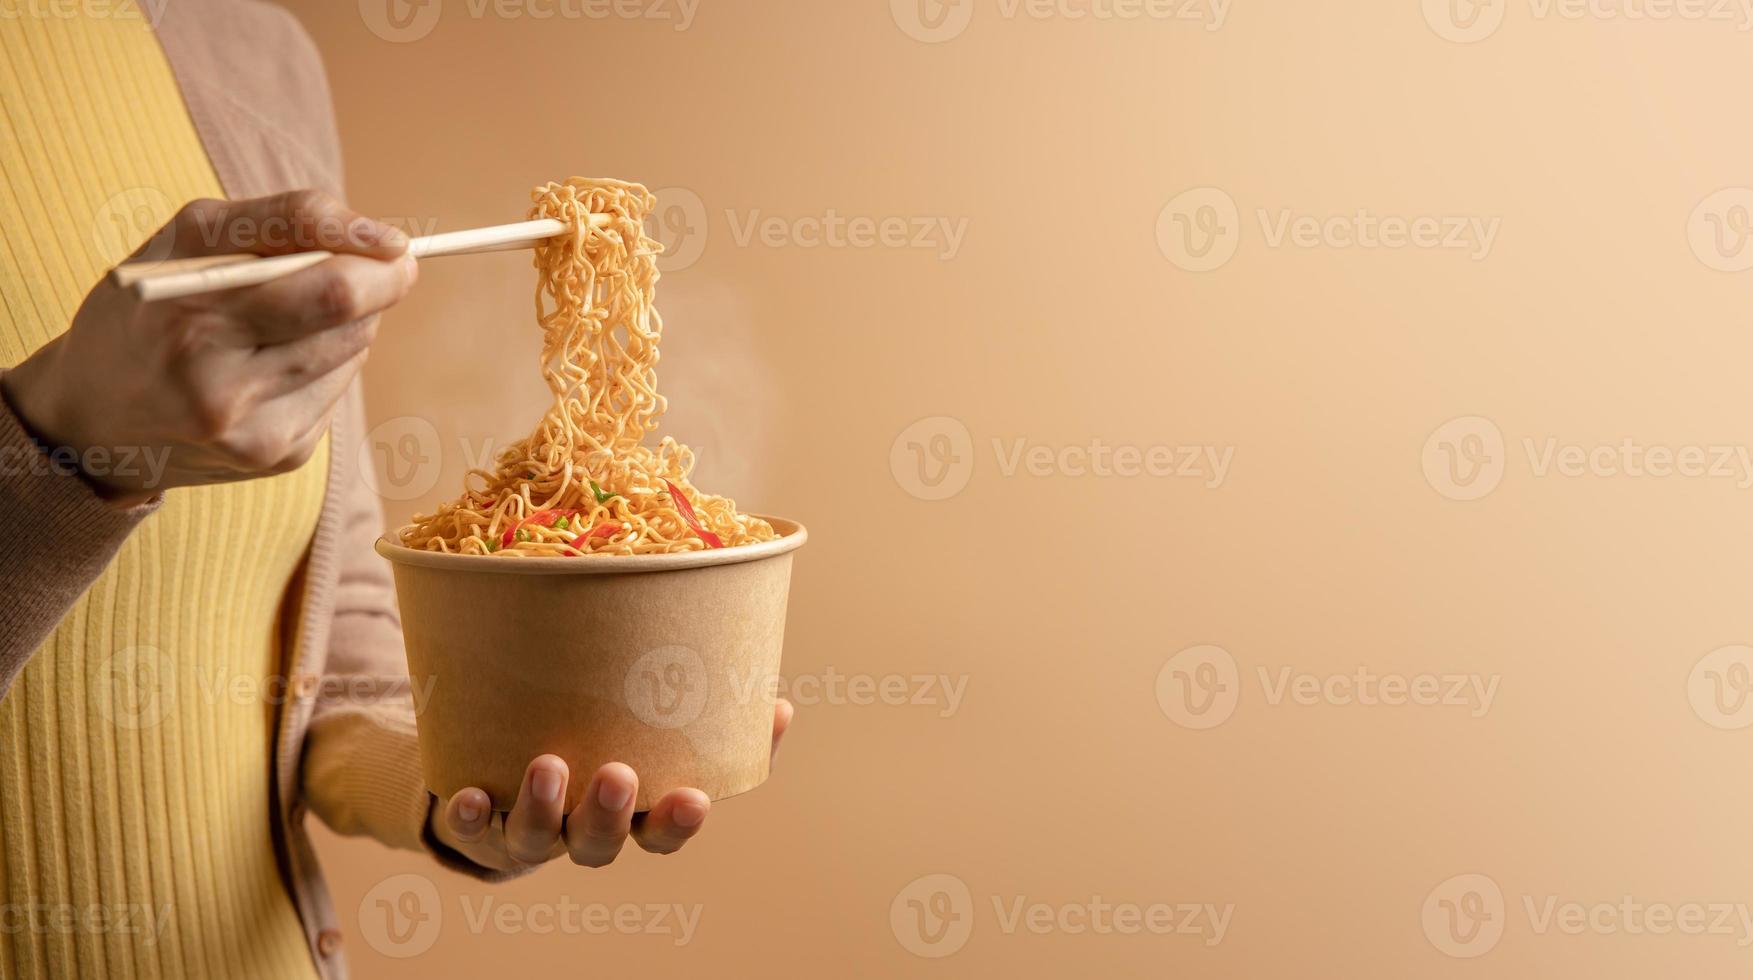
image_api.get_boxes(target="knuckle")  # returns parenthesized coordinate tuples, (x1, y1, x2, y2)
(178, 196, 224, 216)
(639, 834, 684, 856)
(576, 821, 625, 847)
(172, 197, 222, 232)
(284, 188, 335, 219)
(187, 388, 242, 442)
(340, 315, 379, 352)
(450, 826, 488, 846)
(281, 190, 341, 248)
(148, 198, 221, 258)
(175, 197, 221, 221)
(279, 356, 315, 387)
(315, 272, 365, 323)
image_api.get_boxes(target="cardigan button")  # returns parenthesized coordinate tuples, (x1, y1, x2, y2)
(317, 928, 343, 957)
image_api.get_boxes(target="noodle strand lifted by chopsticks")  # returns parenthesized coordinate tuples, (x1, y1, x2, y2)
(398, 177, 776, 557)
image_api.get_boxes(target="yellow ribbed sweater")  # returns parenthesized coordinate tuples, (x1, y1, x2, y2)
(0, 12, 326, 980)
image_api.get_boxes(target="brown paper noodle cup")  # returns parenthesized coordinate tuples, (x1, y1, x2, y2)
(375, 516, 806, 813)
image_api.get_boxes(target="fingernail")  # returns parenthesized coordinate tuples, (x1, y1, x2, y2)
(673, 798, 708, 828)
(532, 768, 563, 804)
(597, 778, 633, 812)
(457, 798, 484, 824)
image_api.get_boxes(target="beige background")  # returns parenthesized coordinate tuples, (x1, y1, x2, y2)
(280, 0, 1753, 975)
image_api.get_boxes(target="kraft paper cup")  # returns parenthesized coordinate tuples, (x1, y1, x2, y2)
(375, 516, 805, 813)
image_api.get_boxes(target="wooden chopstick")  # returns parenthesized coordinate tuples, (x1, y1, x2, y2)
(119, 215, 610, 302)
(110, 236, 545, 288)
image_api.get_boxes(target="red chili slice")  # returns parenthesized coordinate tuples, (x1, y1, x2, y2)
(663, 480, 723, 549)
(500, 508, 580, 548)
(568, 521, 621, 553)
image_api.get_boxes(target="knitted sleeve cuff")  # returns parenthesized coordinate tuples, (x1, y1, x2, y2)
(0, 379, 159, 694)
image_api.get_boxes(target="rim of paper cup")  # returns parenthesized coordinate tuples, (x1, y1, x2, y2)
(374, 515, 807, 575)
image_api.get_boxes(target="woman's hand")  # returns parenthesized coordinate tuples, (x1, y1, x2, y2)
(0, 191, 417, 506)
(430, 700, 794, 872)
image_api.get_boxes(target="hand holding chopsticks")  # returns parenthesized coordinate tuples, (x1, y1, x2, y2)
(3, 192, 448, 505)
(115, 214, 610, 302)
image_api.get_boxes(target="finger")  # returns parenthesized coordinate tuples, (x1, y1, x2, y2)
(255, 392, 345, 478)
(203, 348, 362, 482)
(442, 787, 494, 845)
(249, 306, 383, 398)
(563, 763, 637, 868)
(150, 191, 410, 263)
(503, 755, 570, 866)
(631, 788, 710, 855)
(431, 791, 519, 874)
(213, 252, 417, 346)
(771, 698, 793, 768)
(261, 340, 368, 423)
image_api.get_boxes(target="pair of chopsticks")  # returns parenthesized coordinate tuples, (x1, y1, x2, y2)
(114, 214, 613, 302)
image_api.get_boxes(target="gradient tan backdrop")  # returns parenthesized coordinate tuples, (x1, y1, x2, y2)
(279, 0, 1753, 975)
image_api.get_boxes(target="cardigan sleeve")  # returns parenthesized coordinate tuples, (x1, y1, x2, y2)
(0, 372, 160, 698)
(296, 387, 532, 882)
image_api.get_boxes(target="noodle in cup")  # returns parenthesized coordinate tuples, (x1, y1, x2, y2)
(384, 179, 805, 810)
(376, 517, 805, 812)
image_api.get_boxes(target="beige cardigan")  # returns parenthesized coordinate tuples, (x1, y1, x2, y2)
(0, 3, 508, 977)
